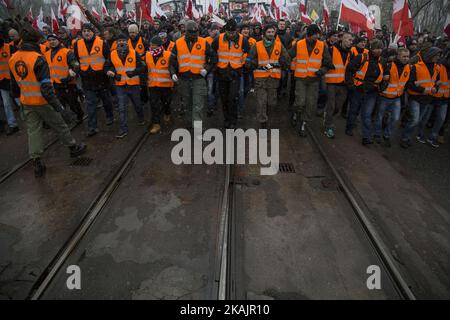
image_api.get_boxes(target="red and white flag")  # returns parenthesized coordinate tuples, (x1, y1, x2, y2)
(152, 0, 167, 18)
(392, 0, 414, 38)
(116, 0, 124, 17)
(192, 4, 201, 20)
(26, 6, 33, 22)
(185, 0, 193, 19)
(101, 0, 109, 17)
(92, 7, 101, 21)
(299, 0, 312, 25)
(271, 0, 280, 20)
(259, 4, 267, 18)
(58, 0, 68, 20)
(323, 0, 330, 27)
(207, 0, 214, 15)
(445, 13, 450, 38)
(51, 7, 60, 33)
(339, 0, 375, 37)
(32, 7, 46, 31)
(137, 0, 152, 21)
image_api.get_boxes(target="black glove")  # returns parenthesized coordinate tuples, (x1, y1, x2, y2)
(315, 69, 326, 77)
(53, 102, 74, 124)
(114, 73, 122, 81)
(126, 70, 136, 78)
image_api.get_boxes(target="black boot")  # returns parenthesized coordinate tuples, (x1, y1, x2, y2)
(34, 158, 46, 178)
(69, 143, 87, 157)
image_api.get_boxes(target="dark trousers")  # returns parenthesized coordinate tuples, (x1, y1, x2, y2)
(116, 85, 144, 133)
(85, 88, 113, 131)
(55, 84, 84, 121)
(218, 78, 240, 127)
(149, 87, 172, 124)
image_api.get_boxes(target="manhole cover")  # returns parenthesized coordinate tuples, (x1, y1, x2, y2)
(279, 163, 295, 173)
(71, 157, 93, 166)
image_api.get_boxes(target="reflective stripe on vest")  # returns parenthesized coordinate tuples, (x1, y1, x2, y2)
(353, 54, 383, 86)
(408, 61, 435, 96)
(176, 36, 206, 74)
(9, 51, 47, 106)
(325, 46, 349, 84)
(217, 33, 244, 69)
(253, 40, 282, 79)
(433, 64, 450, 98)
(111, 49, 140, 86)
(0, 43, 11, 80)
(294, 39, 324, 78)
(128, 37, 145, 56)
(77, 37, 105, 71)
(381, 63, 410, 98)
(145, 50, 174, 88)
(44, 47, 72, 84)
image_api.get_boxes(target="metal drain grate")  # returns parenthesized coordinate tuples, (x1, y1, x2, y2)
(71, 157, 93, 166)
(278, 163, 295, 173)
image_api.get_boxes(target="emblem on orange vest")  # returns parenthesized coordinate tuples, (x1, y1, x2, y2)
(94, 46, 100, 52)
(57, 55, 63, 62)
(404, 71, 408, 77)
(160, 59, 166, 65)
(274, 49, 280, 56)
(15, 60, 28, 79)
(138, 44, 143, 50)
(314, 48, 320, 55)
(234, 43, 240, 49)
(127, 57, 134, 63)
(1, 52, 8, 58)
(195, 44, 201, 50)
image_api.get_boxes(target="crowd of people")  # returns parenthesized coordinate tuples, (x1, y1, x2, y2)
(0, 8, 449, 177)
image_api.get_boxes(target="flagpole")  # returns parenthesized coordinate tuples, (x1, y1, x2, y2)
(139, 3, 143, 29)
(336, 0, 342, 30)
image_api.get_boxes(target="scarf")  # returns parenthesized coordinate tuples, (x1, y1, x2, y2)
(151, 46, 163, 57)
(263, 38, 274, 48)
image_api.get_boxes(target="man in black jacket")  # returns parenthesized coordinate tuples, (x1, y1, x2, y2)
(73, 23, 113, 137)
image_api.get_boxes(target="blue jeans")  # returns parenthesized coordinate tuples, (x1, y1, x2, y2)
(374, 97, 401, 139)
(401, 99, 431, 141)
(207, 72, 218, 111)
(116, 85, 144, 133)
(85, 88, 113, 131)
(424, 101, 448, 139)
(346, 90, 378, 140)
(1, 88, 18, 128)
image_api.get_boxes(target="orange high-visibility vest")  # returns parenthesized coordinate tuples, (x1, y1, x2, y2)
(166, 41, 175, 52)
(290, 39, 297, 71)
(0, 43, 11, 80)
(325, 46, 350, 84)
(433, 64, 450, 99)
(408, 61, 435, 96)
(128, 37, 145, 56)
(248, 37, 257, 47)
(110, 40, 117, 51)
(205, 36, 213, 45)
(40, 41, 50, 54)
(77, 36, 106, 72)
(353, 54, 383, 86)
(110, 49, 140, 86)
(351, 46, 368, 58)
(44, 47, 75, 84)
(145, 50, 174, 88)
(294, 39, 324, 78)
(176, 36, 206, 74)
(9, 51, 48, 106)
(253, 40, 282, 79)
(217, 33, 245, 69)
(380, 63, 410, 98)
